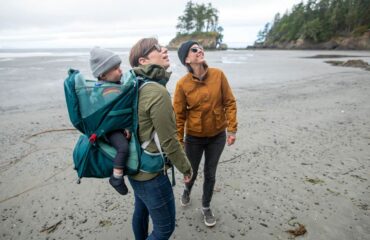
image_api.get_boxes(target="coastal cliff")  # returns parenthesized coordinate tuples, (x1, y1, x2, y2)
(167, 32, 227, 50)
(253, 32, 370, 50)
(254, 0, 370, 50)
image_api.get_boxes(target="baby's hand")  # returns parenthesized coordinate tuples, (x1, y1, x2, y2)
(124, 129, 131, 139)
(183, 174, 191, 184)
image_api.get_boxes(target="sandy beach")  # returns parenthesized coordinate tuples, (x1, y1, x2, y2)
(0, 50, 369, 240)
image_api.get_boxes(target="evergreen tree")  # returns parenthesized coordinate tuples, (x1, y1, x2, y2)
(255, 23, 270, 43)
(259, 0, 370, 45)
(193, 3, 207, 32)
(176, 1, 223, 38)
(216, 26, 224, 44)
(205, 3, 219, 32)
(176, 1, 195, 34)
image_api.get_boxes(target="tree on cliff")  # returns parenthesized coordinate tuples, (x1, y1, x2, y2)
(255, 23, 270, 44)
(176, 1, 195, 34)
(176, 1, 224, 44)
(257, 0, 370, 45)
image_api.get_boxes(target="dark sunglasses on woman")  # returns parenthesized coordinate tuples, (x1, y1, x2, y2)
(190, 46, 203, 53)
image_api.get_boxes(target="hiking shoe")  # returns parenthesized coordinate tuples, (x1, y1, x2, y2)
(109, 175, 128, 195)
(180, 189, 191, 207)
(202, 208, 216, 227)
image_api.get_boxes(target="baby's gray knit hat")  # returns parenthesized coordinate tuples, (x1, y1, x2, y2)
(89, 47, 122, 78)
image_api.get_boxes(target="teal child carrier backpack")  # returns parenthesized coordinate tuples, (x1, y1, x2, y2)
(64, 69, 141, 183)
(64, 69, 172, 184)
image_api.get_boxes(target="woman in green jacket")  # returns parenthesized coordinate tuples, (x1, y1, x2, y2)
(128, 38, 192, 240)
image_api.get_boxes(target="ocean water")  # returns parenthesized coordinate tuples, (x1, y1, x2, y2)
(0, 48, 369, 112)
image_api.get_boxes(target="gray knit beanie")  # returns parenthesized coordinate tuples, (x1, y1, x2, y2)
(89, 47, 122, 78)
(177, 40, 198, 65)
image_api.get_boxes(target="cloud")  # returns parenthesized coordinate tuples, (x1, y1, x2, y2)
(0, 0, 302, 48)
(0, 0, 181, 29)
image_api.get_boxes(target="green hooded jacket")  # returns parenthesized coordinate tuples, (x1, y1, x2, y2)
(130, 64, 192, 181)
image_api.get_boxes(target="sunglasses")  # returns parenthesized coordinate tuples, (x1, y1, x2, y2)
(190, 46, 203, 53)
(143, 43, 162, 56)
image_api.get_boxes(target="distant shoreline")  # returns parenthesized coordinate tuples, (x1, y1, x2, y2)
(250, 32, 370, 51)
(2, 46, 370, 52)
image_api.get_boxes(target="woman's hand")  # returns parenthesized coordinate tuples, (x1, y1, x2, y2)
(227, 135, 236, 146)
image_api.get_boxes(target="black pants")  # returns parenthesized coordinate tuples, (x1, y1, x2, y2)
(106, 131, 129, 170)
(184, 131, 226, 208)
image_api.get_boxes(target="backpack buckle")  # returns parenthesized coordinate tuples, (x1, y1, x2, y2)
(89, 133, 97, 143)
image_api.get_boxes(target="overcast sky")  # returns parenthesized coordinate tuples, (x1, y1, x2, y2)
(0, 0, 303, 48)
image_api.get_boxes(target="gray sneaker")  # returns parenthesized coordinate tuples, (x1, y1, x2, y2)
(180, 189, 191, 207)
(202, 208, 216, 227)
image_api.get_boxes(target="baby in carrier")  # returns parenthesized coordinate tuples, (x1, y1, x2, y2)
(89, 47, 129, 195)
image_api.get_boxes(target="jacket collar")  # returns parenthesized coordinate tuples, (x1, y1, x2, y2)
(133, 64, 171, 86)
(191, 63, 209, 82)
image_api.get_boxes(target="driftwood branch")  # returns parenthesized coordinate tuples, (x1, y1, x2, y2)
(219, 153, 245, 164)
(40, 220, 62, 234)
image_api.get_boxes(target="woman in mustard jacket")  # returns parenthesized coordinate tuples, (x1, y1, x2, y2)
(173, 40, 238, 227)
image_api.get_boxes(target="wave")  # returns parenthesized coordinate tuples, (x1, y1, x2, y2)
(221, 54, 253, 64)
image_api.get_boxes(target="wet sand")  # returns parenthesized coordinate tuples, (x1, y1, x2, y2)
(0, 50, 370, 239)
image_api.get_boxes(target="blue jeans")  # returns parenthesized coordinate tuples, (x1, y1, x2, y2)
(128, 173, 175, 240)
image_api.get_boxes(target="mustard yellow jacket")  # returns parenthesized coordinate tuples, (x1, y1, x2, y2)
(173, 67, 237, 143)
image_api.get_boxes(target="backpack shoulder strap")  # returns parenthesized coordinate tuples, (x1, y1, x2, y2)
(139, 79, 162, 153)
(141, 131, 161, 151)
(141, 131, 165, 167)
